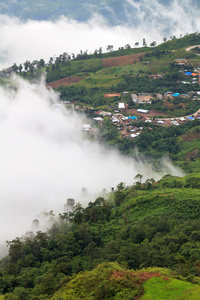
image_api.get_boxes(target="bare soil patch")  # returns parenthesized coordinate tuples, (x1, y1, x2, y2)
(102, 53, 146, 68)
(181, 131, 200, 143)
(110, 270, 165, 283)
(110, 270, 169, 300)
(185, 149, 200, 161)
(104, 93, 121, 97)
(47, 76, 83, 88)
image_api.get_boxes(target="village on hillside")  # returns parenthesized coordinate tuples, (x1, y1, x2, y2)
(63, 87, 200, 140)
(62, 65, 200, 139)
(57, 55, 200, 139)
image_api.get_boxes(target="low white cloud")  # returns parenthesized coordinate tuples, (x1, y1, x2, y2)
(0, 76, 184, 252)
(126, 0, 200, 37)
(0, 0, 200, 69)
(0, 0, 193, 254)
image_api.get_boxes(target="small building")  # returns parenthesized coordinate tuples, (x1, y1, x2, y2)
(128, 116, 137, 120)
(137, 109, 149, 114)
(187, 116, 194, 120)
(171, 120, 179, 126)
(97, 111, 112, 116)
(172, 93, 180, 97)
(93, 117, 104, 122)
(111, 117, 120, 123)
(131, 94, 138, 103)
(118, 103, 125, 109)
(83, 124, 91, 131)
(179, 117, 186, 121)
(181, 94, 190, 98)
(174, 59, 188, 65)
(130, 133, 137, 138)
(192, 73, 198, 77)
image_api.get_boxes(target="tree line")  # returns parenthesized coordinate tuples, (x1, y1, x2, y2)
(1, 174, 200, 299)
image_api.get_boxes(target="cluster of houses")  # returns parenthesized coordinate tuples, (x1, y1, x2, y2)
(130, 93, 162, 104)
(124, 90, 200, 104)
(80, 100, 200, 139)
(121, 89, 200, 106)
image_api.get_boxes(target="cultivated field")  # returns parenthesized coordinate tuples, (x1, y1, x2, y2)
(102, 53, 146, 68)
(47, 76, 83, 88)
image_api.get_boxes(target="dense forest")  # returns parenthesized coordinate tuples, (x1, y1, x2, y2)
(1, 174, 200, 299)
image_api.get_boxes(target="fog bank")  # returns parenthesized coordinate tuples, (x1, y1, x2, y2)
(0, 76, 184, 252)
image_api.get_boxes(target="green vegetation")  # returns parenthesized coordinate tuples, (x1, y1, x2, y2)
(101, 46, 151, 58)
(141, 276, 200, 300)
(3, 33, 200, 169)
(52, 263, 200, 300)
(2, 32, 200, 299)
(1, 175, 200, 299)
(46, 58, 103, 83)
(156, 33, 200, 51)
(52, 262, 143, 299)
(94, 118, 200, 163)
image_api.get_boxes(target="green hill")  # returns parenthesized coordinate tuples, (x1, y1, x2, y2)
(1, 174, 200, 299)
(8, 33, 200, 172)
(156, 33, 200, 51)
(51, 263, 200, 300)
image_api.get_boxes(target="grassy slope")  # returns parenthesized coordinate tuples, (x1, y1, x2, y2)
(50, 174, 200, 299)
(175, 126, 200, 173)
(43, 34, 200, 94)
(156, 33, 200, 51)
(51, 262, 200, 300)
(141, 277, 200, 300)
(2, 174, 200, 299)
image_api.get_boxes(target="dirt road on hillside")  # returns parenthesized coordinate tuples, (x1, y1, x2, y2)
(185, 45, 200, 51)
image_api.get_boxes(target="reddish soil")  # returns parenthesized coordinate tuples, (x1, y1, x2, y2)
(110, 270, 168, 300)
(47, 76, 83, 88)
(110, 270, 165, 283)
(104, 93, 121, 97)
(185, 149, 200, 161)
(180, 130, 200, 161)
(102, 53, 147, 68)
(181, 131, 200, 143)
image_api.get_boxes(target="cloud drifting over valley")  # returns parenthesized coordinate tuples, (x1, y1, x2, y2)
(0, 0, 200, 69)
(0, 76, 184, 251)
(0, 0, 192, 253)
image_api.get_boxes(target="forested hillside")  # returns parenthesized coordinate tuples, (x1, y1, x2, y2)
(1, 32, 200, 299)
(1, 174, 200, 299)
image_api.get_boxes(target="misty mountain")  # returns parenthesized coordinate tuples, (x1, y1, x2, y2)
(1, 0, 137, 23)
(1, 0, 200, 31)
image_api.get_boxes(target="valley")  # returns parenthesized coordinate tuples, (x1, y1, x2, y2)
(1, 31, 200, 300)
